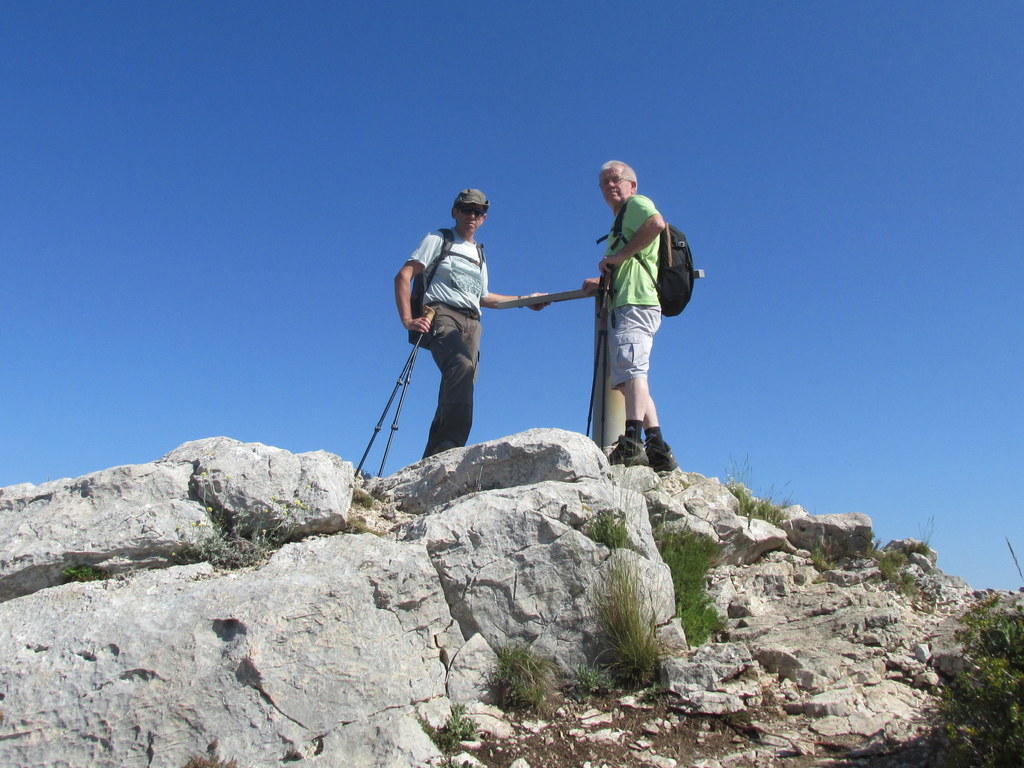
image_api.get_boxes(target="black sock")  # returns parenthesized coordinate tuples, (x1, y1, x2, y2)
(645, 426, 666, 449)
(625, 420, 643, 440)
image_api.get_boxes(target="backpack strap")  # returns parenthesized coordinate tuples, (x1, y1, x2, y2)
(595, 199, 630, 248)
(421, 228, 486, 306)
(634, 236, 662, 297)
(637, 222, 675, 294)
(421, 228, 455, 291)
(595, 198, 659, 292)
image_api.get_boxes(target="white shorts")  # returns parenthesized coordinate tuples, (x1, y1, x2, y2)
(608, 305, 662, 388)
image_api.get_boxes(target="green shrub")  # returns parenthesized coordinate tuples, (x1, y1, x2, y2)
(61, 564, 109, 583)
(351, 488, 376, 510)
(655, 528, 724, 646)
(872, 548, 920, 598)
(574, 662, 614, 699)
(586, 510, 630, 551)
(422, 703, 477, 755)
(180, 477, 290, 569)
(174, 523, 283, 570)
(493, 642, 556, 712)
(594, 556, 663, 686)
(941, 595, 1024, 767)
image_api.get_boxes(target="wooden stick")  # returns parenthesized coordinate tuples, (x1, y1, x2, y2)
(493, 289, 589, 309)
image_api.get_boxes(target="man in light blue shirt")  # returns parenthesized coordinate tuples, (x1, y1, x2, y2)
(394, 189, 545, 457)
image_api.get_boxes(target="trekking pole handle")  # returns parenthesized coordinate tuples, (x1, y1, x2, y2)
(411, 305, 435, 347)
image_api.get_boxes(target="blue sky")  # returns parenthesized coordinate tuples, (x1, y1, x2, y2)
(3, 1, 1022, 590)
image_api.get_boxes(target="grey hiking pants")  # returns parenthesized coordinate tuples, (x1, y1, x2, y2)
(422, 304, 481, 458)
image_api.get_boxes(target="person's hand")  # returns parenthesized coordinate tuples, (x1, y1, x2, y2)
(526, 292, 549, 311)
(598, 254, 621, 275)
(404, 314, 432, 334)
(581, 277, 601, 296)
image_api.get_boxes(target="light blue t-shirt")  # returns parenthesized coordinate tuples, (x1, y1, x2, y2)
(411, 231, 488, 313)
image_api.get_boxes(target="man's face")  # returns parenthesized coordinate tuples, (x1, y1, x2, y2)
(599, 167, 637, 211)
(453, 205, 487, 238)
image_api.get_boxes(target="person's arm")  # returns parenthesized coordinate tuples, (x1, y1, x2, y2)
(598, 213, 665, 275)
(394, 260, 432, 333)
(481, 291, 548, 311)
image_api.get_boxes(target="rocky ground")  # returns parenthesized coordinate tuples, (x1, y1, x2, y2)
(1, 430, 1016, 768)
(421, 569, 981, 768)
(435, 694, 945, 768)
(352, 448, 988, 768)
(359, 473, 986, 768)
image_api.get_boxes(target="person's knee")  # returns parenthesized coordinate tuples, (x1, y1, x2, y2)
(444, 354, 476, 381)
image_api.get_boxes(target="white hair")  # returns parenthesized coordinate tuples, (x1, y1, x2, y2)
(599, 160, 637, 183)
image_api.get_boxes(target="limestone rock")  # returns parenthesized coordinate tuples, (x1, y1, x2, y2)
(0, 430, 990, 768)
(0, 438, 356, 604)
(404, 480, 674, 673)
(0, 458, 205, 602)
(781, 512, 873, 558)
(448, 632, 499, 705)
(645, 476, 790, 566)
(371, 428, 609, 515)
(664, 642, 753, 691)
(169, 437, 355, 538)
(0, 535, 455, 768)
(885, 537, 938, 566)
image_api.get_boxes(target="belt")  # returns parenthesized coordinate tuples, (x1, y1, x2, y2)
(428, 303, 480, 321)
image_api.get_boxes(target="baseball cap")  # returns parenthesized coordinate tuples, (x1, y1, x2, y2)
(453, 189, 489, 211)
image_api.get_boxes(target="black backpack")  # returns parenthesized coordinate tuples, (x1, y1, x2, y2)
(408, 228, 485, 346)
(602, 199, 699, 317)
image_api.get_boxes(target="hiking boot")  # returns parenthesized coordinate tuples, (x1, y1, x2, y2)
(608, 434, 645, 466)
(646, 440, 678, 473)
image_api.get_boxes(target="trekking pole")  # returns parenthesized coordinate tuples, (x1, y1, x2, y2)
(355, 308, 435, 477)
(585, 274, 610, 440)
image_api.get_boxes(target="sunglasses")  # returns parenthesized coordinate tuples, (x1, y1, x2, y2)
(458, 207, 486, 217)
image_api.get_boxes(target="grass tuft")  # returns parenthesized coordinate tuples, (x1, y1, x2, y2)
(809, 544, 839, 572)
(493, 642, 557, 712)
(586, 509, 631, 551)
(181, 742, 238, 768)
(725, 459, 791, 528)
(594, 556, 663, 686)
(351, 488, 376, 511)
(62, 564, 109, 583)
(726, 482, 788, 528)
(871, 547, 921, 598)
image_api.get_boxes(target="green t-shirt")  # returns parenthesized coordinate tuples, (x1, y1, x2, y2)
(604, 194, 660, 309)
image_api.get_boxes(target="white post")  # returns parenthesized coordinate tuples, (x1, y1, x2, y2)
(592, 295, 625, 449)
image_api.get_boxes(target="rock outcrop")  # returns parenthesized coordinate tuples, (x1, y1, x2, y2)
(0, 429, 986, 768)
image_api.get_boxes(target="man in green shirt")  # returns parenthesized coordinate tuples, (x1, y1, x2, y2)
(582, 161, 678, 472)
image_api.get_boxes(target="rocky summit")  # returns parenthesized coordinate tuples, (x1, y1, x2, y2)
(0, 429, 1002, 768)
